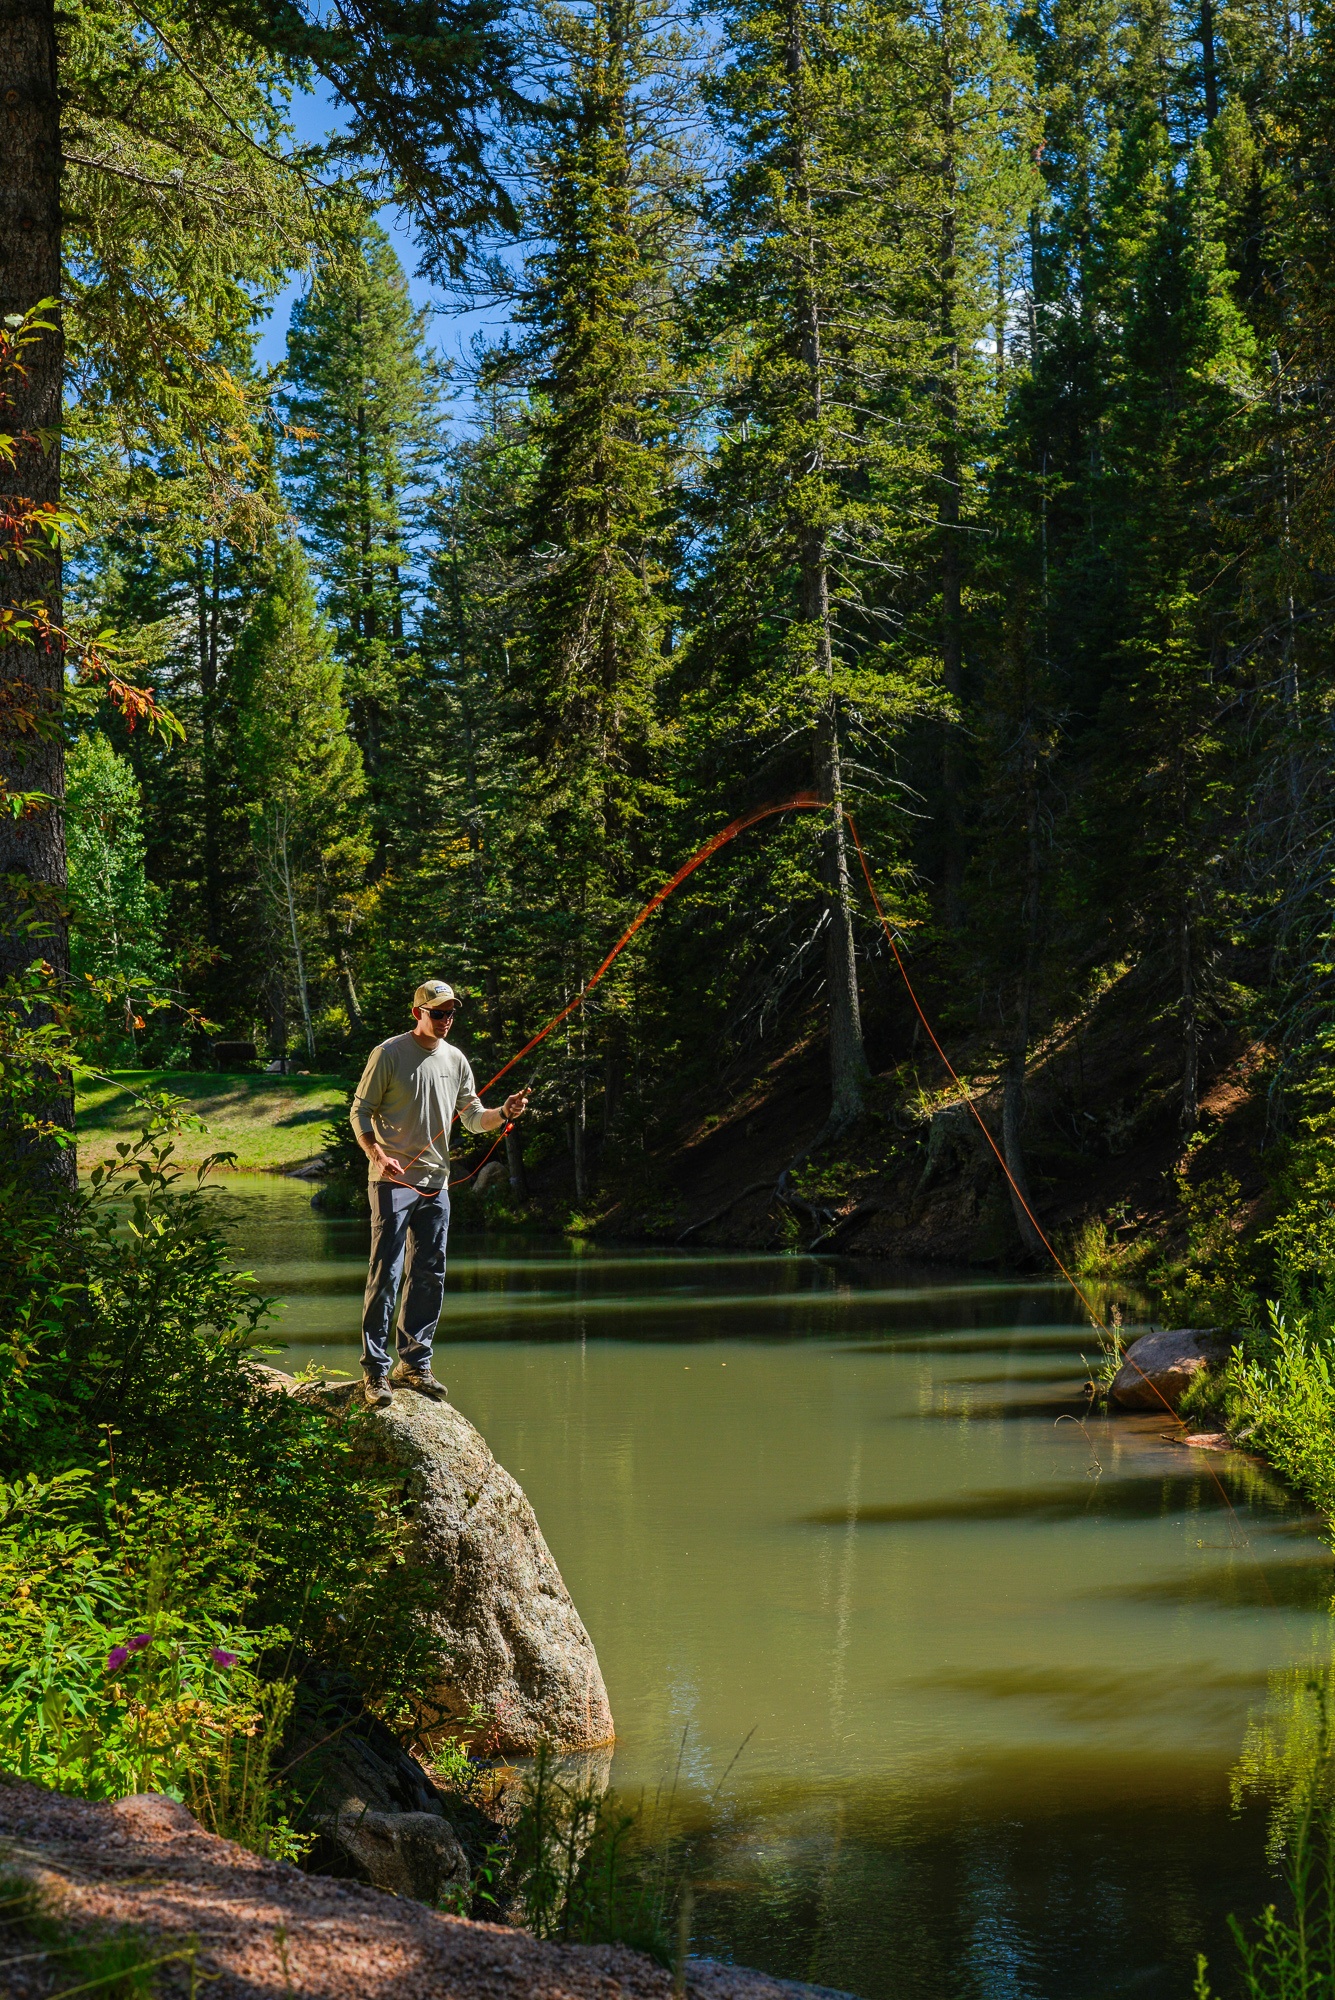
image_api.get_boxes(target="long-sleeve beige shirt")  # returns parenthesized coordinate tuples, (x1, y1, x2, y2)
(350, 1032, 489, 1189)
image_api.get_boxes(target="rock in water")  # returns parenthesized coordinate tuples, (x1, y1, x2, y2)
(303, 1381, 614, 1752)
(1110, 1328, 1234, 1411)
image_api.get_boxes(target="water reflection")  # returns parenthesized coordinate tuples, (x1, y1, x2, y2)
(211, 1175, 1327, 2000)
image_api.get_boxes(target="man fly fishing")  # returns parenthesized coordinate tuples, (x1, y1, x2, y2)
(351, 979, 530, 1408)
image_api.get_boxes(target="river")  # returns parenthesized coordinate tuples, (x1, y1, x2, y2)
(218, 1174, 1331, 2000)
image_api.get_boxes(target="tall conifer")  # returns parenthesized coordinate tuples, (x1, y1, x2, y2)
(283, 221, 446, 845)
(687, 0, 942, 1126)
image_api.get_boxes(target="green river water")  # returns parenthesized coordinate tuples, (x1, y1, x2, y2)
(217, 1174, 1334, 2000)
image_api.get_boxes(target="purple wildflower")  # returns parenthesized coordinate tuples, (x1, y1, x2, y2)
(105, 1645, 130, 1674)
(126, 1633, 151, 1652)
(210, 1649, 239, 1669)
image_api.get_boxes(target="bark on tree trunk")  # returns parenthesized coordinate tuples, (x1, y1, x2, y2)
(267, 966, 288, 1071)
(937, 61, 964, 930)
(482, 964, 528, 1196)
(1001, 725, 1045, 1258)
(1180, 900, 1199, 1132)
(814, 695, 869, 1125)
(336, 942, 364, 1032)
(197, 541, 222, 957)
(278, 815, 315, 1062)
(1001, 1053, 1043, 1257)
(0, 0, 69, 1169)
(785, 0, 869, 1130)
(1200, 0, 1218, 124)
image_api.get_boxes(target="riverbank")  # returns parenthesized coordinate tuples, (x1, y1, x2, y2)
(0, 1785, 852, 2000)
(589, 1019, 1268, 1277)
(75, 1070, 346, 1172)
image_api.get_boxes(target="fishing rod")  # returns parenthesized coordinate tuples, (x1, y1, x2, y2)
(393, 791, 1271, 1575)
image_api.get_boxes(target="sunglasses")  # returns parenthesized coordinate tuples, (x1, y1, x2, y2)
(424, 1003, 458, 1021)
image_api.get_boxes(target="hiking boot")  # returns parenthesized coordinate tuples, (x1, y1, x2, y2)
(360, 1371, 393, 1409)
(390, 1360, 448, 1402)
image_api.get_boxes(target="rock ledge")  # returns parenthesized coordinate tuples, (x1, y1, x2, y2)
(282, 1375, 614, 1752)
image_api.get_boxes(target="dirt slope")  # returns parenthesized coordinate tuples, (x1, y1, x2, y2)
(0, 1783, 853, 2000)
(590, 962, 1270, 1268)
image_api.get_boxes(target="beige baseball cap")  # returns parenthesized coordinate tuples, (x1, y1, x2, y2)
(412, 979, 457, 1009)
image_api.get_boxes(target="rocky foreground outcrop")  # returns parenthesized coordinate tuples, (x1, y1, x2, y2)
(1110, 1328, 1237, 1411)
(281, 1672, 482, 1902)
(0, 1784, 855, 2000)
(267, 1373, 614, 1753)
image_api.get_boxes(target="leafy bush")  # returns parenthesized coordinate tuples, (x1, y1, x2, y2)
(1206, 1304, 1335, 1517)
(1152, 1158, 1259, 1329)
(503, 1746, 682, 1964)
(0, 969, 448, 1843)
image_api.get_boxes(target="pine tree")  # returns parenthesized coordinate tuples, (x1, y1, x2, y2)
(444, 0, 695, 1194)
(900, 0, 1039, 927)
(232, 537, 369, 1061)
(685, 0, 943, 1126)
(1096, 130, 1259, 1127)
(282, 221, 446, 844)
(66, 733, 175, 1066)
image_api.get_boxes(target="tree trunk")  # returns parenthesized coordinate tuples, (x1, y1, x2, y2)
(1200, 0, 1218, 124)
(785, 0, 869, 1125)
(336, 942, 364, 1032)
(569, 1106, 586, 1206)
(0, 0, 69, 1168)
(937, 56, 965, 930)
(197, 540, 222, 956)
(483, 964, 528, 1196)
(1001, 1054, 1043, 1257)
(1180, 900, 1199, 1131)
(278, 816, 315, 1061)
(267, 966, 288, 1071)
(1002, 726, 1045, 1258)
(814, 695, 869, 1125)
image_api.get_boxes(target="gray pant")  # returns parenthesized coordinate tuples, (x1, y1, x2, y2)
(361, 1182, 450, 1376)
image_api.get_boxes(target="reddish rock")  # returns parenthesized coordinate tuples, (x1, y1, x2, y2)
(1110, 1329, 1234, 1411)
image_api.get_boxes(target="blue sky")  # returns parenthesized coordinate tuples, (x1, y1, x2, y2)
(251, 80, 516, 388)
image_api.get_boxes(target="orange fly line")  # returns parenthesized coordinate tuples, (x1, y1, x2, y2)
(383, 793, 1263, 1558)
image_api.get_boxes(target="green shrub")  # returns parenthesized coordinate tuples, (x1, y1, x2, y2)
(502, 1746, 682, 1964)
(0, 964, 448, 1842)
(1206, 1304, 1335, 1517)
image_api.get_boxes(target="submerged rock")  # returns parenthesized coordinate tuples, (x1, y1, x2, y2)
(293, 1378, 615, 1753)
(1110, 1328, 1235, 1411)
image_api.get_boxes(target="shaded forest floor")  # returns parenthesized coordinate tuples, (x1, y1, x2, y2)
(501, 957, 1274, 1281)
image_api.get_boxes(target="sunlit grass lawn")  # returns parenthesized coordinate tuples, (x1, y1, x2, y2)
(76, 1070, 347, 1171)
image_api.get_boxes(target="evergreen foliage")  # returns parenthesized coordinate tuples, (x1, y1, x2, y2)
(10, 0, 1335, 1244)
(66, 735, 176, 1067)
(282, 221, 447, 843)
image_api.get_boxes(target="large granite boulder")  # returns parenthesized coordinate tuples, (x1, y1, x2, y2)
(295, 1379, 614, 1754)
(1110, 1328, 1235, 1411)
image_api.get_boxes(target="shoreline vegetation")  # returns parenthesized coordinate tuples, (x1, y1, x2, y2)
(34, 1032, 1335, 1997)
(4, 1046, 698, 1968)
